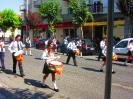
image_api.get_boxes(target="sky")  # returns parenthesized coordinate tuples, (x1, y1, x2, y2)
(0, 0, 23, 14)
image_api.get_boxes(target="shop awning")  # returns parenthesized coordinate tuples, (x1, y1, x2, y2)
(84, 20, 124, 26)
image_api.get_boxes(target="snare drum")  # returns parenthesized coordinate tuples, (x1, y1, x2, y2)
(14, 50, 24, 62)
(16, 54, 24, 62)
(74, 49, 80, 56)
(49, 61, 63, 75)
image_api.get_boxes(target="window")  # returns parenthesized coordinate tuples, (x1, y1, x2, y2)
(115, 41, 128, 48)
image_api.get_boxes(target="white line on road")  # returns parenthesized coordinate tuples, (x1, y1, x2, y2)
(112, 83, 133, 91)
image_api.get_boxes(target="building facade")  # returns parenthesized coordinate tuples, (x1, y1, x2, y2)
(22, 0, 125, 42)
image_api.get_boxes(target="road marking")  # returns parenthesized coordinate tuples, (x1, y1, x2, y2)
(112, 83, 133, 91)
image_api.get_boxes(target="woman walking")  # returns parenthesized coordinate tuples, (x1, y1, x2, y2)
(8, 35, 25, 77)
(42, 40, 60, 92)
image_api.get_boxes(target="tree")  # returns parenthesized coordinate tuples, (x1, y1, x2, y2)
(69, 0, 93, 38)
(26, 11, 42, 35)
(0, 9, 22, 40)
(39, 0, 62, 36)
(0, 9, 21, 31)
(117, 0, 133, 38)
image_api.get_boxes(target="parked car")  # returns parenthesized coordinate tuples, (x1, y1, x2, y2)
(81, 39, 95, 55)
(113, 38, 133, 62)
(34, 38, 47, 50)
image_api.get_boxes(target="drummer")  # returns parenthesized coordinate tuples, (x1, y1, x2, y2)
(42, 40, 60, 92)
(8, 35, 25, 77)
(66, 40, 78, 66)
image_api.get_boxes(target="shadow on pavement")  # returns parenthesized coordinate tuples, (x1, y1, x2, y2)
(4, 69, 13, 75)
(85, 58, 98, 62)
(34, 58, 42, 60)
(24, 79, 53, 91)
(0, 87, 53, 99)
(81, 67, 101, 73)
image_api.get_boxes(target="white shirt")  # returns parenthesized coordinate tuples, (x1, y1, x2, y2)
(0, 42, 5, 52)
(127, 43, 133, 52)
(26, 38, 31, 47)
(102, 46, 107, 57)
(64, 39, 68, 45)
(67, 42, 77, 51)
(41, 49, 60, 63)
(100, 40, 105, 49)
(8, 41, 25, 53)
(45, 40, 49, 48)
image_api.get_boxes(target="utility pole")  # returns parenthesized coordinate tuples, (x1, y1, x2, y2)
(104, 0, 114, 99)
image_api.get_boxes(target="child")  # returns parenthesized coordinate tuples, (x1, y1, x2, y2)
(42, 40, 60, 92)
(8, 35, 25, 77)
(25, 37, 32, 56)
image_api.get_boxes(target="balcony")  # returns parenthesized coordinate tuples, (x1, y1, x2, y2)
(34, 0, 43, 8)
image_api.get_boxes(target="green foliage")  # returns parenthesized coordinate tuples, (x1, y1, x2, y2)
(69, 0, 93, 27)
(39, 0, 62, 33)
(0, 9, 22, 31)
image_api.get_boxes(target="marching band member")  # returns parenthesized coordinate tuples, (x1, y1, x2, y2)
(25, 36, 32, 56)
(8, 35, 25, 77)
(0, 37, 5, 71)
(42, 40, 60, 92)
(124, 40, 133, 65)
(66, 40, 78, 66)
(100, 40, 115, 73)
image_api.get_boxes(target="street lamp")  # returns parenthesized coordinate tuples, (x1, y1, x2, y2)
(20, 4, 27, 42)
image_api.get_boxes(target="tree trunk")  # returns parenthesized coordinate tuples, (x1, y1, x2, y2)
(80, 26, 84, 39)
(124, 16, 132, 38)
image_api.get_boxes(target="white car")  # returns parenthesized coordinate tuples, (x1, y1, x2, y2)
(113, 38, 133, 59)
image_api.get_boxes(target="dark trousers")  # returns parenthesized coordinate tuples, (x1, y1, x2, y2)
(12, 53, 24, 75)
(66, 50, 77, 66)
(98, 49, 103, 61)
(0, 52, 5, 69)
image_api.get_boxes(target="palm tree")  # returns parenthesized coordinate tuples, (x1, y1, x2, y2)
(117, 0, 133, 38)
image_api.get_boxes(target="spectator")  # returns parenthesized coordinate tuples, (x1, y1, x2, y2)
(97, 37, 106, 61)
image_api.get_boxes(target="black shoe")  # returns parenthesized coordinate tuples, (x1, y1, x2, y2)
(41, 84, 47, 88)
(74, 65, 78, 67)
(66, 62, 68, 64)
(112, 71, 116, 74)
(20, 74, 25, 77)
(99, 69, 103, 72)
(54, 88, 59, 92)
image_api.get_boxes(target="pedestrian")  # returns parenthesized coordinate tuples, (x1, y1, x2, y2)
(66, 40, 78, 66)
(25, 36, 32, 56)
(124, 40, 133, 65)
(63, 37, 68, 55)
(98, 37, 106, 61)
(99, 40, 115, 73)
(0, 37, 5, 71)
(42, 40, 60, 92)
(77, 39, 83, 57)
(8, 35, 25, 77)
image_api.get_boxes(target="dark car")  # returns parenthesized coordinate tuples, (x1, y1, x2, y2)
(81, 39, 95, 55)
(34, 38, 46, 50)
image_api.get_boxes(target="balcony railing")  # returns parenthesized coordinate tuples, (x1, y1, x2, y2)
(88, 3, 107, 14)
(34, 0, 43, 8)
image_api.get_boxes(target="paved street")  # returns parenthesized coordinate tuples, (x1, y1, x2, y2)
(0, 48, 133, 99)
